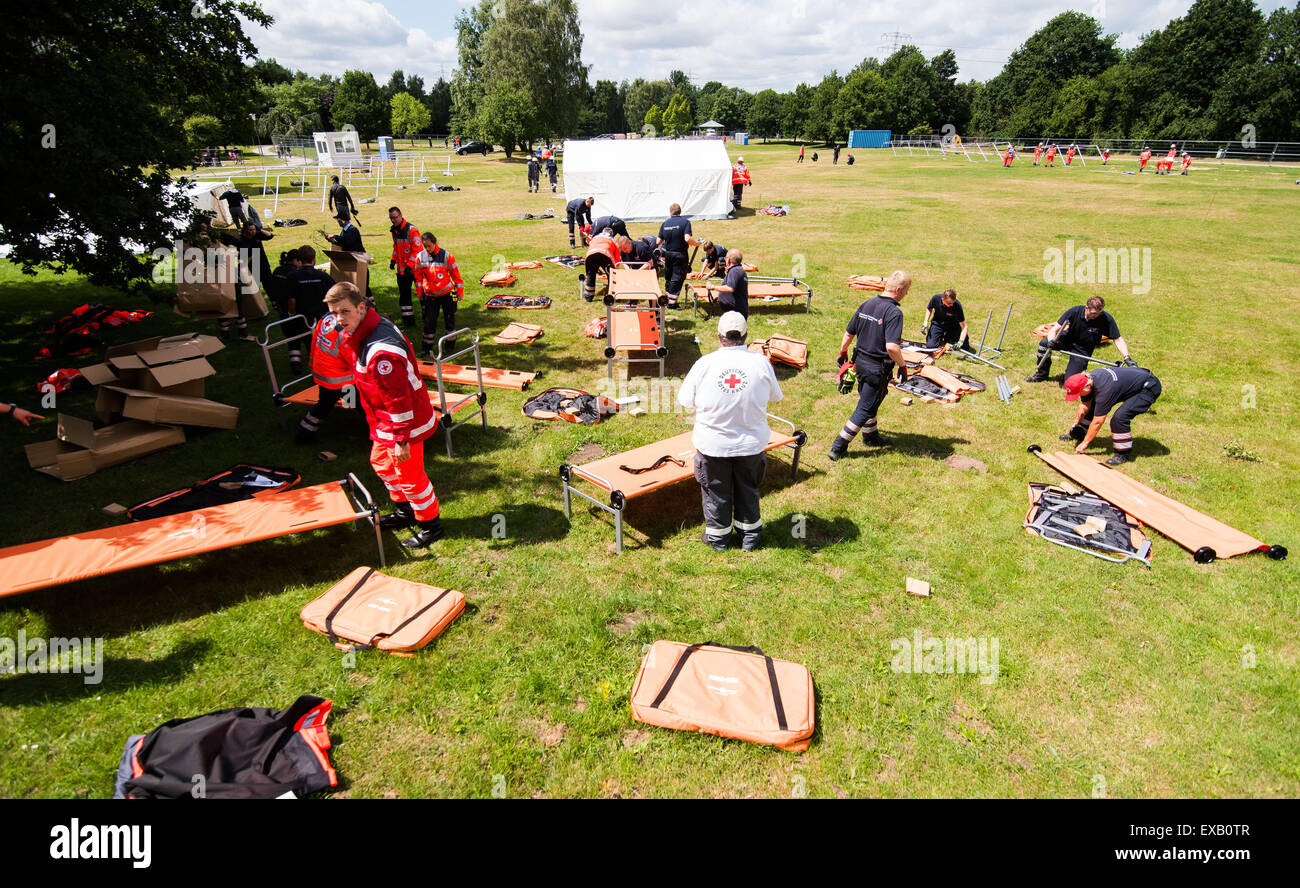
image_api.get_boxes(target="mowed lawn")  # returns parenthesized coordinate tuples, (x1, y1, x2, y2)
(1, 144, 1296, 798)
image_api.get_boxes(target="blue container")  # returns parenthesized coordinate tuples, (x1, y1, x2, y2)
(848, 129, 891, 149)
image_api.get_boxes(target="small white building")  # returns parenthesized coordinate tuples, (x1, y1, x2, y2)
(312, 131, 364, 168)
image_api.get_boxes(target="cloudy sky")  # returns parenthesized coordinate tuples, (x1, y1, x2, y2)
(246, 0, 1291, 90)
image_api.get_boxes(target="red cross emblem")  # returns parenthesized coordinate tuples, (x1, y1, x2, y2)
(724, 373, 743, 389)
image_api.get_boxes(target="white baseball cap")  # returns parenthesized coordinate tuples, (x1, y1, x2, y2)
(718, 311, 747, 339)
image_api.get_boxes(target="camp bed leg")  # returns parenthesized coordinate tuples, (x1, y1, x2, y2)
(345, 472, 386, 569)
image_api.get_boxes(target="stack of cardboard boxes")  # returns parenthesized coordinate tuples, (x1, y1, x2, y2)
(25, 334, 240, 481)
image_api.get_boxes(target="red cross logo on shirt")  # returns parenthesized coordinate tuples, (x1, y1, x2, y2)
(723, 373, 743, 389)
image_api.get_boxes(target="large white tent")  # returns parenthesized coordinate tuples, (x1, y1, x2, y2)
(562, 139, 732, 222)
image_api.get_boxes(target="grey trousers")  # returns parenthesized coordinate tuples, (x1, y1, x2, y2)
(694, 451, 767, 546)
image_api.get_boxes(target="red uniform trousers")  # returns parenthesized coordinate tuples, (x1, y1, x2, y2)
(370, 439, 440, 520)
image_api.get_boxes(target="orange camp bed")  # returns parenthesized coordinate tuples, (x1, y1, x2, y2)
(560, 415, 806, 553)
(689, 276, 812, 315)
(605, 267, 666, 306)
(747, 334, 808, 368)
(1028, 446, 1288, 563)
(605, 308, 665, 378)
(300, 566, 465, 654)
(630, 641, 815, 752)
(479, 270, 516, 287)
(847, 274, 886, 291)
(416, 361, 537, 391)
(492, 322, 544, 345)
(0, 475, 385, 598)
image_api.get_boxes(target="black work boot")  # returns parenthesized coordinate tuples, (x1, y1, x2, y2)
(402, 516, 445, 549)
(828, 437, 849, 461)
(1104, 452, 1132, 466)
(862, 432, 892, 446)
(1025, 371, 1048, 383)
(379, 502, 416, 530)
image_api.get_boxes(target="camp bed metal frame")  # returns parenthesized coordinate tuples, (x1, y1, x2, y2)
(425, 328, 488, 458)
(260, 314, 316, 404)
(1024, 484, 1151, 567)
(689, 276, 813, 317)
(560, 413, 807, 554)
(954, 302, 1013, 370)
(604, 267, 668, 379)
(0, 474, 386, 598)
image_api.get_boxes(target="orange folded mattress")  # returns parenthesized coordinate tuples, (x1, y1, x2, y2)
(1030, 447, 1285, 562)
(492, 322, 544, 345)
(630, 641, 815, 752)
(416, 361, 536, 391)
(301, 566, 465, 654)
(479, 270, 516, 287)
(748, 334, 808, 368)
(847, 275, 886, 291)
(0, 480, 367, 597)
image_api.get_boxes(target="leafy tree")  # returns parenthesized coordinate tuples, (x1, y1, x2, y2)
(783, 83, 815, 140)
(424, 78, 453, 134)
(644, 103, 663, 135)
(391, 92, 432, 136)
(382, 70, 407, 105)
(663, 93, 693, 136)
(806, 72, 844, 142)
(625, 79, 673, 130)
(183, 114, 225, 150)
(589, 79, 625, 134)
(835, 65, 890, 134)
(747, 89, 783, 139)
(0, 0, 271, 292)
(259, 76, 330, 139)
(475, 80, 536, 157)
(333, 70, 387, 138)
(450, 1, 494, 132)
(251, 58, 293, 87)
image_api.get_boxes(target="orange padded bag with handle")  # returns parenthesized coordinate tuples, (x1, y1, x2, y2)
(301, 567, 464, 655)
(630, 641, 814, 752)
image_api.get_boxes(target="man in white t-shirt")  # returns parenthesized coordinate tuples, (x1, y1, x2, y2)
(677, 311, 784, 551)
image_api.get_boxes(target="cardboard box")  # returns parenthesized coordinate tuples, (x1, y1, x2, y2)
(325, 250, 373, 294)
(25, 414, 185, 481)
(82, 334, 225, 413)
(176, 243, 241, 318)
(100, 386, 239, 429)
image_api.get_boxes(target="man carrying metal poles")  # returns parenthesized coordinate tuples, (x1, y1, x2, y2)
(1026, 296, 1134, 383)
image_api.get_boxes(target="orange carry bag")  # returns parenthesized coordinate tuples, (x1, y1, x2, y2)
(301, 567, 465, 654)
(630, 641, 814, 752)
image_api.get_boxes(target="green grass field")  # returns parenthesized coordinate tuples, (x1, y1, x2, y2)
(1, 145, 1297, 798)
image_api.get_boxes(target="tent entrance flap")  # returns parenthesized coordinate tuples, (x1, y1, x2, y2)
(1028, 446, 1287, 563)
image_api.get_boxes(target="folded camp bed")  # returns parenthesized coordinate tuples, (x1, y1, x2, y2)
(689, 276, 812, 316)
(560, 415, 807, 553)
(603, 266, 668, 378)
(0, 474, 385, 598)
(417, 361, 537, 391)
(260, 314, 314, 404)
(1028, 446, 1288, 563)
(1024, 482, 1152, 566)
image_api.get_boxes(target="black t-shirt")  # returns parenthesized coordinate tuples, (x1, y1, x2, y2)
(1057, 305, 1120, 352)
(1087, 366, 1152, 416)
(545, 159, 557, 174)
(926, 293, 965, 335)
(329, 184, 354, 212)
(703, 245, 727, 272)
(847, 296, 904, 363)
(592, 215, 625, 236)
(658, 215, 692, 254)
(718, 265, 749, 317)
(527, 159, 539, 175)
(288, 266, 336, 321)
(629, 236, 658, 263)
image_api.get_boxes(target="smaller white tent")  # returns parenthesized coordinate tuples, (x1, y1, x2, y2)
(313, 131, 364, 168)
(563, 139, 732, 222)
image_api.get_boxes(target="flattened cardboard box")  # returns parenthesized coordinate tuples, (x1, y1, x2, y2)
(81, 333, 224, 407)
(99, 386, 239, 429)
(325, 250, 373, 294)
(25, 414, 185, 481)
(174, 244, 269, 320)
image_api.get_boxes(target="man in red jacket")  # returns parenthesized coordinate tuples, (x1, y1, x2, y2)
(414, 231, 465, 356)
(389, 207, 422, 328)
(325, 282, 444, 548)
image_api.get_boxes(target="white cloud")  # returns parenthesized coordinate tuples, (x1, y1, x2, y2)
(245, 0, 1294, 90)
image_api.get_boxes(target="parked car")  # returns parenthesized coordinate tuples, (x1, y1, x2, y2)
(456, 141, 491, 155)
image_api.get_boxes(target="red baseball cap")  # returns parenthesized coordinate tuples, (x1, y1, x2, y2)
(1063, 373, 1090, 401)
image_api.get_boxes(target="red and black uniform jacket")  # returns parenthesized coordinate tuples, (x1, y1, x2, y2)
(346, 307, 436, 445)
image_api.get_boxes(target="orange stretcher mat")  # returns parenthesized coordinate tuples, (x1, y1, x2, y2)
(504, 260, 542, 270)
(847, 274, 886, 290)
(301, 566, 465, 654)
(492, 322, 544, 345)
(416, 362, 537, 391)
(748, 334, 808, 368)
(630, 641, 815, 752)
(609, 267, 661, 300)
(0, 479, 375, 597)
(1029, 447, 1287, 562)
(608, 310, 661, 350)
(478, 270, 516, 287)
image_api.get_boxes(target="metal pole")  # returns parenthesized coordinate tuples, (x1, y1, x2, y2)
(273, 174, 280, 214)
